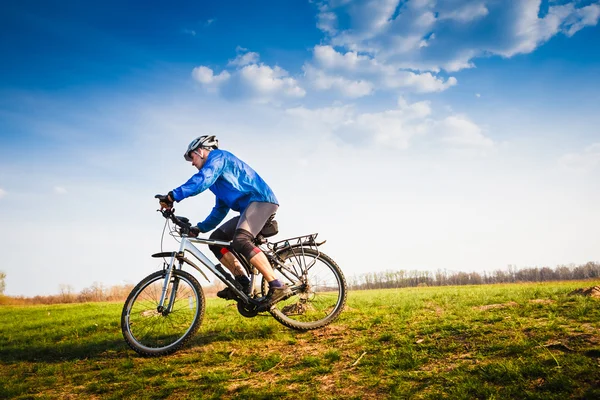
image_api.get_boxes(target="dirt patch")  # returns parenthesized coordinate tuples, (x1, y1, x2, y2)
(568, 286, 600, 298)
(424, 301, 445, 316)
(310, 324, 347, 339)
(419, 352, 479, 373)
(474, 301, 519, 311)
(540, 341, 575, 352)
(567, 332, 600, 346)
(529, 299, 555, 305)
(579, 323, 600, 336)
(528, 377, 546, 389)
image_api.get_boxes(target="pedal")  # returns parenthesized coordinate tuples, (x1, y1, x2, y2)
(255, 302, 274, 313)
(216, 287, 238, 301)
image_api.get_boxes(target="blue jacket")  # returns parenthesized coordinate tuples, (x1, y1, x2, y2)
(171, 149, 278, 232)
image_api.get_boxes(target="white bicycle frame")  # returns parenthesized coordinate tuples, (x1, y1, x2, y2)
(157, 230, 320, 313)
(158, 235, 249, 311)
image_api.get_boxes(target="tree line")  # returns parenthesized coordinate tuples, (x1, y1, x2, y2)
(0, 282, 136, 306)
(0, 261, 598, 305)
(347, 261, 600, 290)
(0, 280, 223, 306)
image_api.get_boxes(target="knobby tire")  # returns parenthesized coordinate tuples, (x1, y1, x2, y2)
(263, 248, 347, 330)
(121, 269, 205, 356)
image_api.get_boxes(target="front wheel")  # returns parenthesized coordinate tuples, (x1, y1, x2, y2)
(263, 248, 347, 330)
(121, 269, 205, 356)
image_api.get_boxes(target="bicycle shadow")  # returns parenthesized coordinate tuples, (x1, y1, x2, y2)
(0, 326, 285, 363)
(0, 338, 129, 363)
(192, 327, 277, 346)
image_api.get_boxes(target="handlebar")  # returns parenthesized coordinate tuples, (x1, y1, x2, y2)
(159, 208, 193, 235)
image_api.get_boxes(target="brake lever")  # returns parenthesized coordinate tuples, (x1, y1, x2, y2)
(157, 208, 175, 217)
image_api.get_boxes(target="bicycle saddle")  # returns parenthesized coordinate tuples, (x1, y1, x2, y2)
(259, 219, 278, 238)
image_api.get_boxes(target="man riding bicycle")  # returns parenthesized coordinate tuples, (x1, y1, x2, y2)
(156, 135, 291, 305)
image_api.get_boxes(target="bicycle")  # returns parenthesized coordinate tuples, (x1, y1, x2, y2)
(121, 207, 347, 356)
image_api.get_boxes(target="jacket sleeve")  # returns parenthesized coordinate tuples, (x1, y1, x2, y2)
(171, 151, 225, 202)
(197, 197, 230, 232)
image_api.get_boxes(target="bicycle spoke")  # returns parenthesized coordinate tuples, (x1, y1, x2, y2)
(265, 248, 346, 330)
(122, 270, 205, 355)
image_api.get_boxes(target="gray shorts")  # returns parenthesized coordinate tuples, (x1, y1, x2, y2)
(218, 202, 279, 238)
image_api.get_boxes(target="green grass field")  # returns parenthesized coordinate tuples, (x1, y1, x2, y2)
(1, 280, 599, 399)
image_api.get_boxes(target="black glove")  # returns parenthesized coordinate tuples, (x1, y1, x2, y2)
(155, 191, 175, 209)
(189, 226, 200, 237)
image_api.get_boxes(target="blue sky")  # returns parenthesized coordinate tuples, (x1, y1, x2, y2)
(0, 1, 321, 90)
(1, 0, 599, 296)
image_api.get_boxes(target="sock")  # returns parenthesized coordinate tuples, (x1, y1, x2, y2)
(268, 279, 284, 288)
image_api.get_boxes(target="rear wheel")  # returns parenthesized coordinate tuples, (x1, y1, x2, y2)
(262, 248, 346, 330)
(121, 269, 205, 356)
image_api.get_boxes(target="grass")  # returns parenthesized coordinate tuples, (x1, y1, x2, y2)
(1, 280, 599, 399)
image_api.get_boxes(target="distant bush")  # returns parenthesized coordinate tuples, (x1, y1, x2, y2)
(348, 261, 600, 291)
(0, 281, 224, 306)
(0, 282, 135, 306)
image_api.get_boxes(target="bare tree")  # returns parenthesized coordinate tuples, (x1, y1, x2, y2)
(58, 284, 75, 303)
(0, 271, 5, 295)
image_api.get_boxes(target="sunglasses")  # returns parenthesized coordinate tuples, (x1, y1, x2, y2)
(190, 149, 203, 159)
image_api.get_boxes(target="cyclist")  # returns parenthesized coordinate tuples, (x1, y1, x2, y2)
(156, 135, 291, 305)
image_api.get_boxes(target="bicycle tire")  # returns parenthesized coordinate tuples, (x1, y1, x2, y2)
(121, 269, 205, 356)
(262, 248, 347, 330)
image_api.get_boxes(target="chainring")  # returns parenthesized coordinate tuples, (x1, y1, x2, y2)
(236, 301, 260, 318)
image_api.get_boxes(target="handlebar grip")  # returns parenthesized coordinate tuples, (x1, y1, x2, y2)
(158, 207, 192, 234)
(170, 213, 191, 231)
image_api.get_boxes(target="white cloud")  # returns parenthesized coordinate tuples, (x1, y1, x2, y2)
(0, 188, 6, 199)
(306, 45, 457, 95)
(352, 0, 400, 32)
(317, 4, 338, 35)
(438, 2, 489, 23)
(559, 143, 600, 171)
(286, 104, 355, 129)
(438, 115, 494, 148)
(565, 4, 600, 36)
(228, 51, 260, 67)
(304, 65, 374, 98)
(182, 29, 196, 36)
(316, 0, 600, 72)
(350, 104, 433, 149)
(192, 49, 305, 103)
(54, 186, 67, 195)
(397, 71, 457, 93)
(499, 3, 600, 57)
(313, 44, 371, 70)
(191, 66, 230, 85)
(286, 97, 494, 150)
(325, 0, 437, 55)
(238, 64, 306, 102)
(441, 49, 477, 72)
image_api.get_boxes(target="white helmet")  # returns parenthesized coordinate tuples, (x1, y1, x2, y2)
(184, 135, 219, 161)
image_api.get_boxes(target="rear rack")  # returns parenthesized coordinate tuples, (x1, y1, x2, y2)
(268, 234, 323, 276)
(270, 233, 321, 253)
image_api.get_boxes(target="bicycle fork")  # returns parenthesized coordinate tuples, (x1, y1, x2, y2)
(157, 256, 179, 315)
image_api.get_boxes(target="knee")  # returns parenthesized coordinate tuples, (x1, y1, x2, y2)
(232, 229, 260, 260)
(231, 229, 253, 253)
